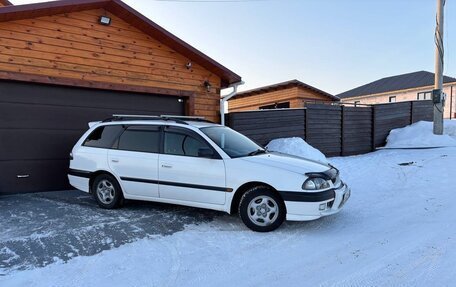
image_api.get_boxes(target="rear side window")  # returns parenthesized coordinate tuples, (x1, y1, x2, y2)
(118, 126, 160, 153)
(83, 125, 124, 148)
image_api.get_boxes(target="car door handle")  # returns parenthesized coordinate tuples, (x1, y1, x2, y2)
(161, 164, 172, 168)
(17, 174, 30, 179)
(111, 159, 119, 163)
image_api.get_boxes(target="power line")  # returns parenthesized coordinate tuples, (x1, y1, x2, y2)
(434, 0, 445, 71)
(444, 0, 450, 74)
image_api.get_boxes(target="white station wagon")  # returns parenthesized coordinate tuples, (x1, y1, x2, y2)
(68, 115, 350, 232)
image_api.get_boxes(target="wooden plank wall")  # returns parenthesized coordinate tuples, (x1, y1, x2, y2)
(0, 9, 221, 121)
(342, 106, 372, 156)
(227, 100, 433, 157)
(0, 1, 11, 7)
(411, 100, 433, 122)
(373, 100, 434, 148)
(372, 102, 412, 148)
(229, 86, 336, 112)
(226, 109, 305, 146)
(305, 105, 341, 157)
(229, 87, 300, 112)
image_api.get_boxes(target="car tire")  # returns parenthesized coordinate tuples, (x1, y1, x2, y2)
(92, 174, 123, 209)
(238, 186, 286, 232)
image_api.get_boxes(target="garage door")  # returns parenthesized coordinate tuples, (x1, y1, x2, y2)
(0, 80, 186, 194)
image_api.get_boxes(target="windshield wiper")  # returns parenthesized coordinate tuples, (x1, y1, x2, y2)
(247, 149, 267, 156)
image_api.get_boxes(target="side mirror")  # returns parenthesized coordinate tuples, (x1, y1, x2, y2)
(198, 147, 214, 158)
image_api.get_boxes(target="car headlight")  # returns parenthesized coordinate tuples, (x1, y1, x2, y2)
(302, 177, 330, 190)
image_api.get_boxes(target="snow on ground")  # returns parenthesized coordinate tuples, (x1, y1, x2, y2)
(444, 120, 456, 137)
(384, 120, 456, 149)
(2, 147, 456, 286)
(2, 123, 456, 286)
(267, 137, 329, 164)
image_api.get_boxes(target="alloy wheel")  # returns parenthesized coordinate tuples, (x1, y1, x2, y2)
(247, 195, 279, 226)
(96, 179, 115, 204)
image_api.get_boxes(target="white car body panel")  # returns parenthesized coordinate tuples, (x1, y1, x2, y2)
(158, 154, 227, 205)
(68, 175, 89, 192)
(117, 193, 227, 212)
(285, 184, 350, 221)
(108, 149, 159, 198)
(68, 119, 350, 223)
(69, 146, 109, 192)
(229, 153, 329, 191)
(242, 153, 329, 175)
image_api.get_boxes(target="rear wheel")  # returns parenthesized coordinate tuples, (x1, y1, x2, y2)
(92, 174, 123, 209)
(238, 186, 286, 232)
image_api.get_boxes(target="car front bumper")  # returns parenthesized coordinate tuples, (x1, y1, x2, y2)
(283, 183, 351, 221)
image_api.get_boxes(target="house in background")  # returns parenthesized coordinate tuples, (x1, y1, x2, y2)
(228, 79, 339, 112)
(338, 71, 456, 119)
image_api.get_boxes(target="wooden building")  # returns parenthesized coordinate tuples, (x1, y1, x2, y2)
(228, 80, 339, 112)
(0, 0, 13, 7)
(0, 0, 241, 194)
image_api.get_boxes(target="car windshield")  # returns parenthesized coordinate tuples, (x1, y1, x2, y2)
(201, 126, 265, 158)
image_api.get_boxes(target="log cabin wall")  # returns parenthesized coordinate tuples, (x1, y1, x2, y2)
(229, 87, 299, 112)
(0, 1, 12, 7)
(228, 86, 335, 112)
(0, 8, 222, 121)
(294, 86, 336, 105)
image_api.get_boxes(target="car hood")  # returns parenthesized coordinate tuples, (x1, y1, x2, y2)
(239, 152, 330, 175)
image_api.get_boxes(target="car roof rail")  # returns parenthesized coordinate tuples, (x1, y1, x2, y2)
(104, 114, 188, 125)
(160, 115, 214, 123)
(101, 114, 213, 125)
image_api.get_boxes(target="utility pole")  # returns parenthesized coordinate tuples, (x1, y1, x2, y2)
(433, 0, 445, 134)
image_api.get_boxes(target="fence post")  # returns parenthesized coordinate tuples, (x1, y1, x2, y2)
(304, 108, 309, 140)
(410, 101, 414, 124)
(225, 113, 229, 127)
(371, 105, 376, 151)
(341, 105, 345, 156)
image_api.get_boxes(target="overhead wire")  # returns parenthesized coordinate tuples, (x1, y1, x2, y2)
(433, 0, 446, 114)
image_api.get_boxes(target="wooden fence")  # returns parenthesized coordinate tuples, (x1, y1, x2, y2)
(226, 100, 433, 157)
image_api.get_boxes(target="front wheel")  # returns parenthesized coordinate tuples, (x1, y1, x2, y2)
(238, 187, 286, 232)
(92, 174, 123, 209)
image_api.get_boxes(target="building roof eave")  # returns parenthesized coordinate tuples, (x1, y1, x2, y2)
(0, 0, 13, 6)
(340, 81, 456, 101)
(337, 71, 456, 99)
(231, 79, 339, 101)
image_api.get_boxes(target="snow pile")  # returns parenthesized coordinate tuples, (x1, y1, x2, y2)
(385, 120, 456, 149)
(266, 137, 328, 164)
(444, 120, 456, 137)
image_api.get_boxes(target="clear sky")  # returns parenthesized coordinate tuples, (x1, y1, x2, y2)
(11, 0, 456, 95)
